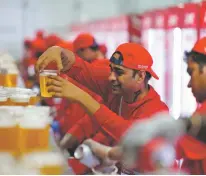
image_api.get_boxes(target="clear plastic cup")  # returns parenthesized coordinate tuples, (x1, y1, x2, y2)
(20, 152, 65, 175)
(19, 116, 49, 154)
(39, 70, 58, 97)
(0, 110, 18, 156)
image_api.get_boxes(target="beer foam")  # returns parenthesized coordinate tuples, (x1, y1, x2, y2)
(0, 113, 16, 127)
(19, 116, 48, 129)
(21, 152, 64, 168)
(0, 152, 15, 164)
(10, 94, 30, 103)
(26, 106, 50, 117)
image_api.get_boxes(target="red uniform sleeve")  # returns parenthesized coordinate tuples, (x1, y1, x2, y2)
(67, 114, 101, 143)
(66, 57, 111, 100)
(92, 104, 168, 142)
(61, 73, 103, 103)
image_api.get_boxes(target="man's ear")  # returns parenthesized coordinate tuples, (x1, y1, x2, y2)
(136, 71, 146, 83)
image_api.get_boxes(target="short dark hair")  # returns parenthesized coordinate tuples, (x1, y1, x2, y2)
(89, 40, 99, 51)
(90, 45, 99, 51)
(35, 51, 44, 58)
(184, 50, 206, 71)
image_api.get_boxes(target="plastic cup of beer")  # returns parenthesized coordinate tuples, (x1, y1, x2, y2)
(0, 110, 18, 156)
(19, 116, 49, 155)
(39, 70, 58, 97)
(15, 88, 38, 106)
(9, 94, 30, 106)
(20, 152, 65, 175)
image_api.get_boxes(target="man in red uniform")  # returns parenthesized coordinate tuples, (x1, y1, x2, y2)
(36, 43, 168, 174)
(73, 33, 107, 63)
(81, 37, 206, 174)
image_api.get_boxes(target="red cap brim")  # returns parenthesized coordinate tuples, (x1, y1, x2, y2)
(148, 68, 159, 80)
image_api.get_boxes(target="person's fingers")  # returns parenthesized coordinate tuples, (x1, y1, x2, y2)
(47, 85, 62, 93)
(46, 79, 62, 87)
(52, 92, 63, 98)
(35, 54, 47, 73)
(48, 75, 64, 82)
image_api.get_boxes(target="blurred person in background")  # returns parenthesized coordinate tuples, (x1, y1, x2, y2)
(46, 34, 62, 48)
(99, 44, 108, 58)
(73, 33, 108, 64)
(81, 37, 206, 175)
(35, 29, 45, 40)
(35, 42, 168, 174)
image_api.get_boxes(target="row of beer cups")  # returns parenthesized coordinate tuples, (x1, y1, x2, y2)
(0, 106, 66, 174)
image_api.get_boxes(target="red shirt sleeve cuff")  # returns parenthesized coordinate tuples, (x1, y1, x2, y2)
(67, 124, 85, 143)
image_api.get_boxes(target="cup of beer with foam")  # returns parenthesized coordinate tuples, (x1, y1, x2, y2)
(39, 70, 58, 97)
(9, 93, 30, 106)
(18, 114, 49, 155)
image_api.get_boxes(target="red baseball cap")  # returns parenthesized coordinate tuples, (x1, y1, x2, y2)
(32, 39, 47, 52)
(73, 33, 97, 52)
(192, 37, 206, 55)
(111, 43, 159, 80)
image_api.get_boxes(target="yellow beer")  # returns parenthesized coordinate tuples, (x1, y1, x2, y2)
(29, 96, 38, 105)
(3, 74, 17, 87)
(0, 113, 18, 156)
(19, 117, 49, 154)
(0, 73, 4, 86)
(39, 70, 57, 97)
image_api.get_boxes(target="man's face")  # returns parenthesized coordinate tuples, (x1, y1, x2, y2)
(77, 48, 97, 62)
(187, 57, 206, 103)
(108, 53, 145, 95)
